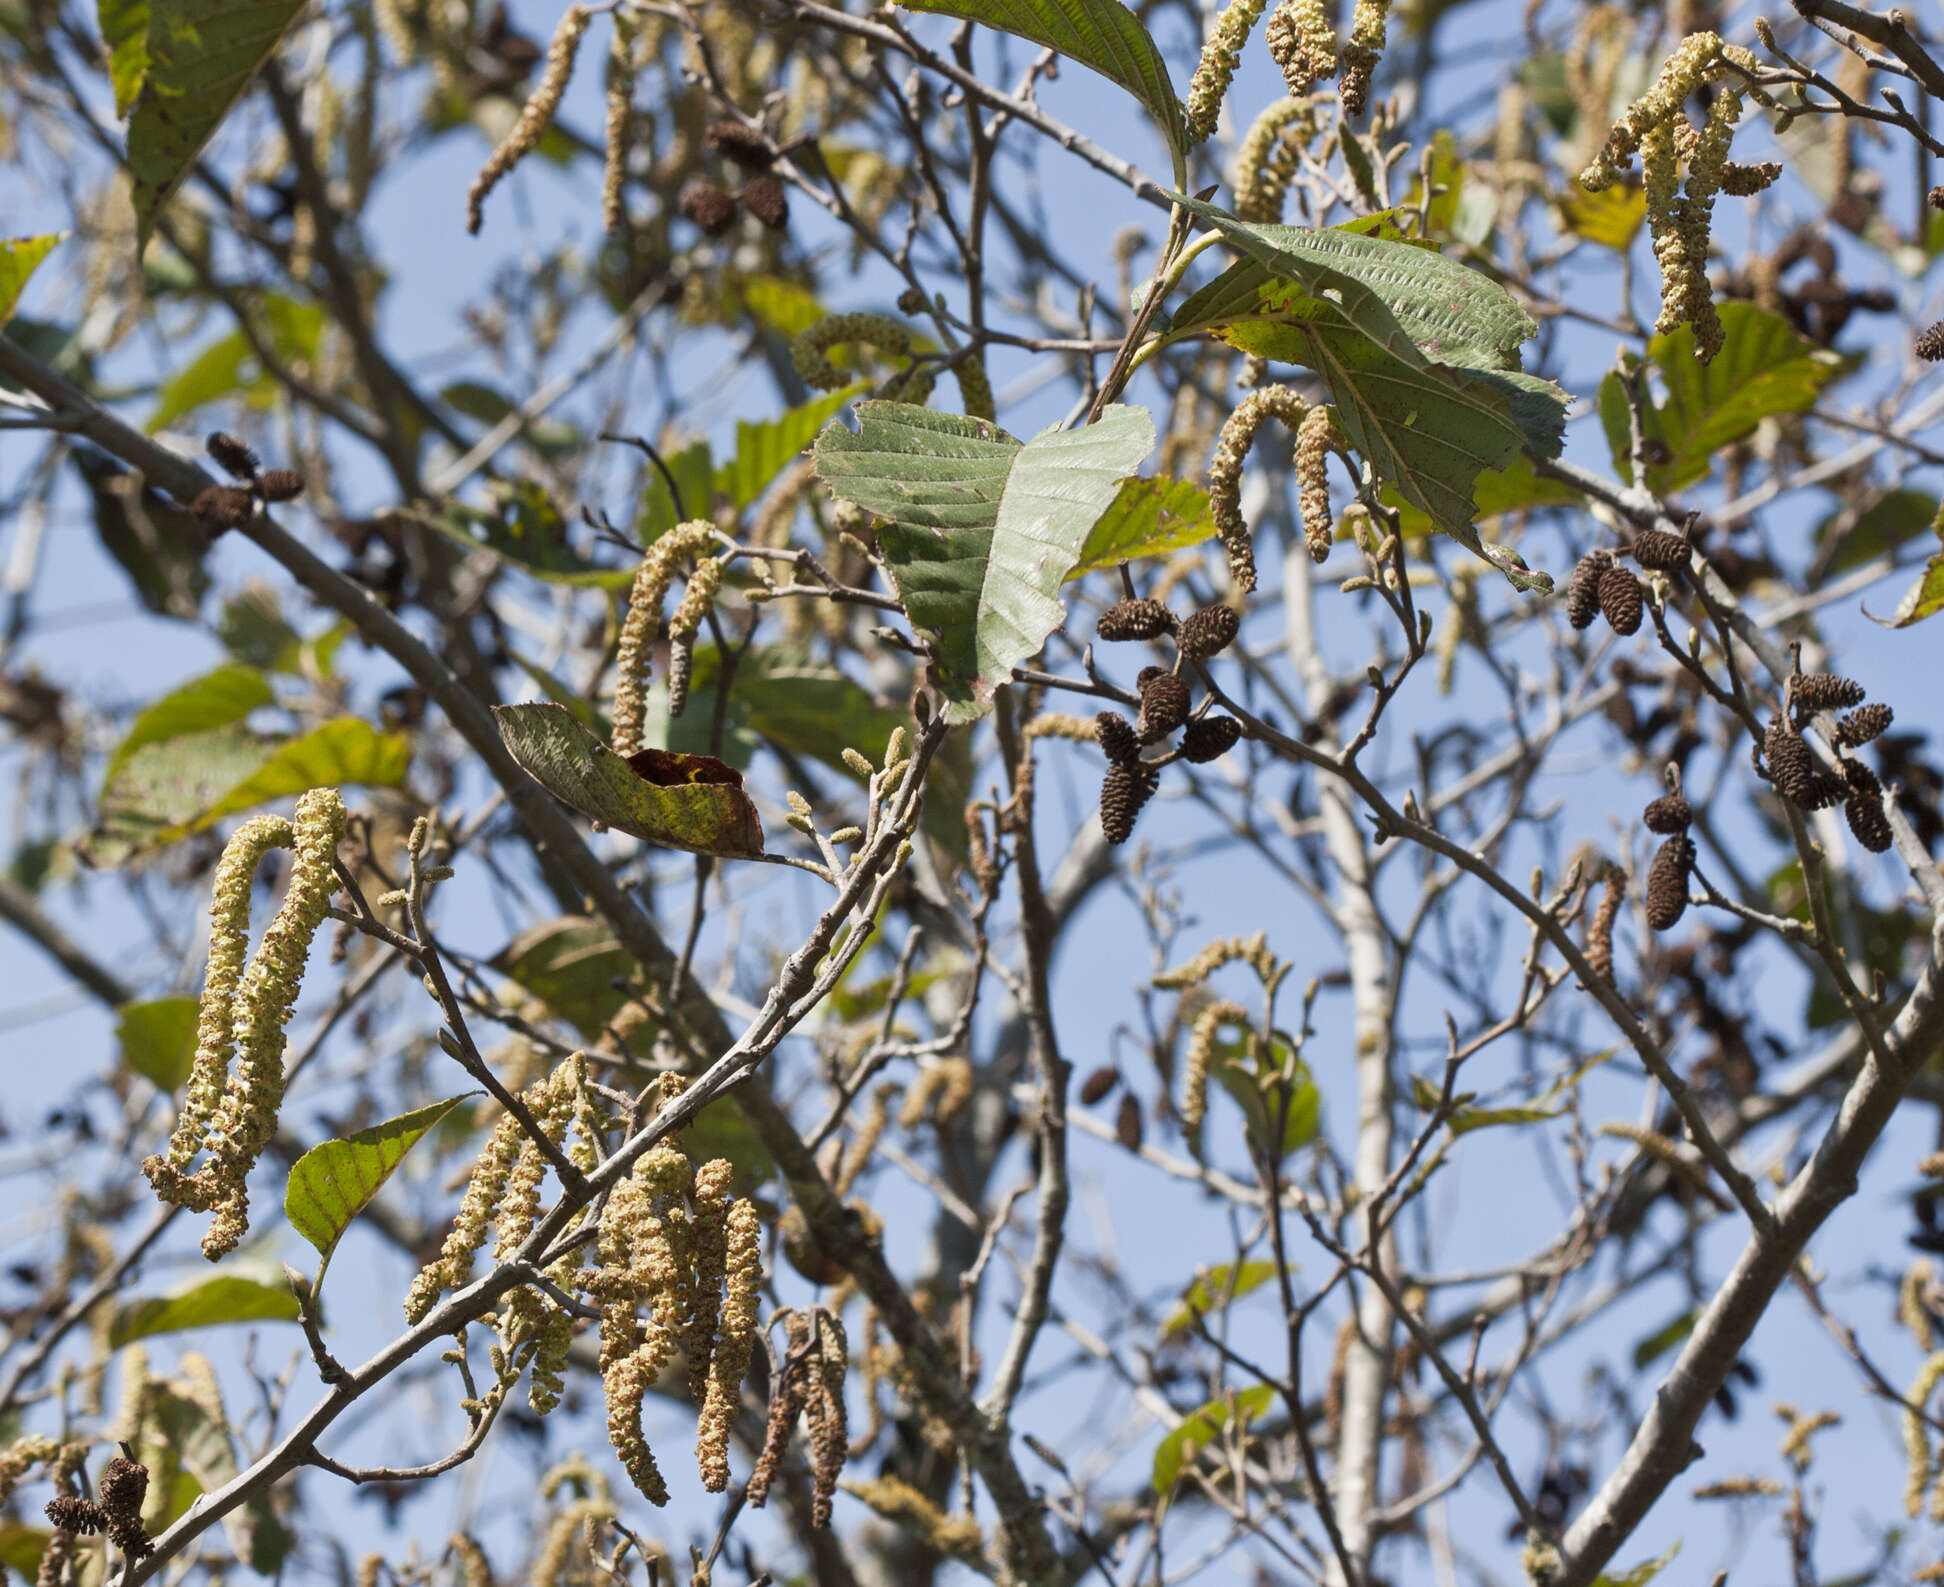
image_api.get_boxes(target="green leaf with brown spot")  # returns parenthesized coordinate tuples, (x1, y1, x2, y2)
(496, 701, 767, 857)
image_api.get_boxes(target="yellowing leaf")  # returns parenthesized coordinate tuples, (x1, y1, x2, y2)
(1559, 181, 1647, 251)
(0, 235, 63, 331)
(99, 0, 151, 114)
(1067, 475, 1214, 580)
(1152, 1384, 1276, 1494)
(116, 996, 200, 1092)
(1161, 1260, 1280, 1337)
(174, 718, 411, 837)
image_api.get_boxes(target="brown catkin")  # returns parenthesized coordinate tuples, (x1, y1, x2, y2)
(466, 4, 592, 234)
(191, 486, 253, 531)
(1100, 761, 1158, 845)
(1642, 793, 1692, 834)
(1078, 1066, 1119, 1105)
(1631, 528, 1688, 569)
(1097, 598, 1175, 641)
(1095, 712, 1141, 765)
(747, 1311, 813, 1509)
(1586, 867, 1624, 980)
(1207, 385, 1309, 593)
(601, 17, 637, 235)
(257, 468, 305, 503)
(206, 432, 258, 480)
(44, 1497, 104, 1535)
(1138, 671, 1191, 740)
(1115, 1092, 1144, 1151)
(1764, 717, 1827, 808)
(742, 175, 789, 230)
(1264, 0, 1337, 96)
(1566, 550, 1611, 630)
(706, 120, 775, 169)
(696, 1198, 763, 1491)
(1597, 564, 1643, 635)
(679, 182, 739, 237)
(1837, 702, 1893, 746)
(1181, 715, 1243, 763)
(1645, 834, 1694, 930)
(806, 1312, 848, 1528)
(97, 1457, 146, 1525)
(1792, 673, 1866, 715)
(1844, 759, 1894, 853)
(1178, 604, 1240, 660)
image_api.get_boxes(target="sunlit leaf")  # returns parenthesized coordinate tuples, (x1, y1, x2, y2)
(1446, 1102, 1564, 1135)
(286, 1095, 476, 1288)
(1161, 1260, 1280, 1337)
(715, 384, 868, 513)
(109, 1272, 299, 1347)
(105, 663, 274, 783)
(0, 236, 63, 331)
(1631, 1310, 1695, 1370)
(116, 996, 200, 1092)
(129, 0, 310, 256)
(147, 294, 323, 432)
(1151, 1384, 1276, 1493)
(638, 438, 716, 542)
(84, 725, 275, 867)
(1067, 475, 1214, 579)
(1596, 1541, 1680, 1587)
(496, 701, 766, 857)
(183, 719, 410, 835)
(99, 0, 151, 114)
(1559, 181, 1647, 251)
(901, 0, 1183, 160)
(1887, 545, 1944, 628)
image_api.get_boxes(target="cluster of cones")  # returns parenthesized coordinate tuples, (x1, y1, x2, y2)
(678, 122, 787, 235)
(191, 431, 305, 532)
(44, 1453, 152, 1561)
(1760, 671, 1895, 854)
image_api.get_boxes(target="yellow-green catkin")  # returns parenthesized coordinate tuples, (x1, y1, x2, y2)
(684, 1160, 735, 1402)
(602, 15, 639, 235)
(954, 355, 996, 422)
(696, 1198, 762, 1491)
(1579, 33, 1734, 191)
(1181, 1000, 1247, 1149)
(466, 4, 592, 233)
(145, 789, 347, 1260)
(791, 313, 911, 391)
(1232, 98, 1316, 224)
(0, 1436, 59, 1504)
(1294, 404, 1336, 561)
(1910, 1351, 1944, 1516)
(612, 521, 718, 756)
(1264, 0, 1337, 98)
(407, 1109, 523, 1323)
(1185, 0, 1273, 145)
(1208, 387, 1309, 594)
(1338, 0, 1390, 115)
(1905, 1260, 1938, 1352)
(843, 1475, 985, 1560)
(1155, 930, 1278, 990)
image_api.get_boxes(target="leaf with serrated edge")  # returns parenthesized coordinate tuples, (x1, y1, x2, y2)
(716, 384, 868, 512)
(0, 236, 63, 331)
(129, 0, 309, 256)
(1067, 475, 1214, 579)
(286, 1094, 478, 1288)
(902, 0, 1183, 158)
(976, 405, 1154, 702)
(495, 701, 766, 857)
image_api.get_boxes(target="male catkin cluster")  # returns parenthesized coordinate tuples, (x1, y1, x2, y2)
(1264, 0, 1337, 97)
(1180, 1000, 1247, 1151)
(1207, 385, 1312, 593)
(1294, 404, 1337, 561)
(144, 789, 347, 1259)
(1585, 864, 1624, 980)
(1232, 98, 1317, 224)
(601, 16, 639, 235)
(1337, 0, 1391, 116)
(612, 522, 720, 756)
(747, 1307, 849, 1524)
(792, 313, 912, 391)
(1185, 0, 1272, 145)
(466, 5, 592, 234)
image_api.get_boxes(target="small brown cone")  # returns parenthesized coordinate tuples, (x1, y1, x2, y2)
(1097, 598, 1175, 641)
(1642, 793, 1692, 834)
(1791, 673, 1866, 715)
(1919, 321, 1944, 362)
(1836, 702, 1893, 746)
(1631, 528, 1688, 570)
(1763, 717, 1824, 808)
(742, 175, 789, 230)
(1843, 759, 1894, 853)
(706, 119, 776, 169)
(1181, 715, 1243, 763)
(1177, 603, 1240, 660)
(1115, 1092, 1143, 1151)
(1597, 565, 1643, 635)
(1137, 671, 1191, 740)
(1644, 834, 1694, 931)
(1095, 711, 1141, 764)
(44, 1497, 104, 1536)
(205, 432, 258, 480)
(98, 1456, 148, 1524)
(256, 468, 305, 503)
(1078, 1066, 1119, 1105)
(1100, 760, 1158, 844)
(1566, 549, 1611, 630)
(191, 485, 253, 531)
(679, 182, 738, 236)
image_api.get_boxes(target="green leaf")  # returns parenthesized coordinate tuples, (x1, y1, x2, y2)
(901, 0, 1183, 161)
(1630, 1309, 1696, 1370)
(495, 701, 766, 858)
(128, 0, 310, 256)
(116, 997, 200, 1092)
(813, 402, 1153, 719)
(100, 0, 151, 114)
(180, 719, 411, 836)
(1067, 475, 1214, 579)
(105, 663, 274, 783)
(0, 236, 63, 331)
(411, 481, 626, 587)
(286, 1095, 476, 1288)
(1815, 489, 1939, 576)
(148, 295, 324, 431)
(1383, 454, 1585, 538)
(1161, 1260, 1279, 1338)
(0, 1525, 50, 1580)
(639, 438, 717, 542)
(1558, 181, 1646, 251)
(151, 1384, 290, 1571)
(1597, 303, 1845, 493)
(1151, 1384, 1276, 1493)
(1595, 1542, 1680, 1587)
(109, 1272, 299, 1347)
(84, 725, 275, 867)
(1446, 1102, 1564, 1135)
(715, 384, 869, 513)
(494, 916, 641, 1040)
(1210, 1030, 1320, 1159)
(1887, 516, 1944, 629)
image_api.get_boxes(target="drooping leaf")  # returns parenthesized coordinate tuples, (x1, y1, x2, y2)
(105, 663, 274, 783)
(715, 384, 869, 513)
(128, 0, 311, 256)
(1597, 303, 1845, 493)
(71, 449, 211, 619)
(495, 701, 766, 857)
(0, 236, 63, 331)
(975, 405, 1155, 707)
(1151, 1384, 1276, 1493)
(109, 1272, 300, 1347)
(1888, 551, 1944, 628)
(901, 0, 1184, 161)
(286, 1094, 477, 1288)
(1161, 1260, 1280, 1337)
(100, 0, 152, 114)
(1067, 475, 1215, 578)
(116, 996, 200, 1092)
(494, 916, 641, 1040)
(1814, 489, 1938, 576)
